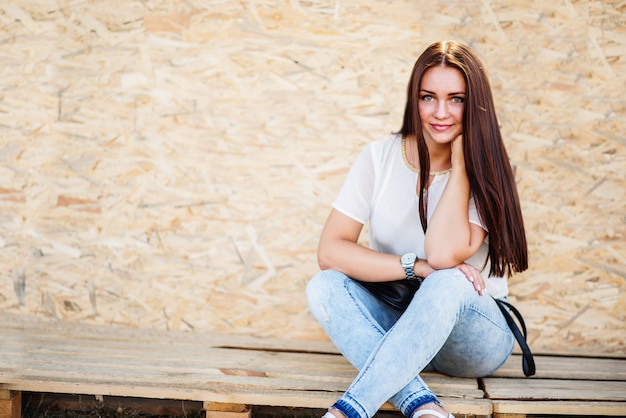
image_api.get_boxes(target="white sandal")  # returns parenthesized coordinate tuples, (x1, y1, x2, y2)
(412, 409, 455, 418)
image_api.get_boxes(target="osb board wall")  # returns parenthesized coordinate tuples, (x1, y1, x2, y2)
(0, 0, 624, 357)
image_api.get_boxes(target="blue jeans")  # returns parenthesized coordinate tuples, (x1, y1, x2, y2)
(306, 268, 515, 418)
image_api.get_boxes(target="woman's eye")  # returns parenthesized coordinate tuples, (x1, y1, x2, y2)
(452, 96, 464, 104)
(421, 95, 433, 102)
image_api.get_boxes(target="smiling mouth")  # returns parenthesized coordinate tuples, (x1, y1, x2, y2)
(431, 124, 451, 131)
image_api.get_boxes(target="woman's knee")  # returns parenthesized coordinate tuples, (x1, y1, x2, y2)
(424, 268, 474, 297)
(306, 270, 346, 321)
(432, 326, 514, 377)
(307, 270, 341, 301)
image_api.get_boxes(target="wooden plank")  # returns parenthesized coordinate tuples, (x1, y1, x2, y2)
(0, 378, 491, 414)
(493, 400, 626, 416)
(0, 313, 339, 354)
(0, 359, 483, 400)
(492, 354, 626, 380)
(3, 364, 482, 399)
(205, 402, 252, 418)
(0, 352, 357, 384)
(205, 402, 249, 413)
(0, 334, 473, 380)
(206, 410, 252, 418)
(0, 331, 342, 366)
(483, 378, 626, 402)
(1, 379, 345, 408)
(0, 390, 20, 418)
(0, 323, 353, 382)
(0, 340, 482, 398)
(0, 341, 355, 377)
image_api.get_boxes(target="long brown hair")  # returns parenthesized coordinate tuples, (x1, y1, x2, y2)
(398, 41, 528, 277)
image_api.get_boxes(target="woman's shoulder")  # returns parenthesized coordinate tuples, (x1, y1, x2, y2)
(365, 133, 402, 158)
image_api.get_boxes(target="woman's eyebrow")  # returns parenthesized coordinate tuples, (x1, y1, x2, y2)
(419, 89, 466, 95)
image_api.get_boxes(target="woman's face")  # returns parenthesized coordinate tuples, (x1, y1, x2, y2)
(418, 65, 466, 146)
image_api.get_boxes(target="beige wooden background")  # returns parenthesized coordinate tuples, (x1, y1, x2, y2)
(0, 0, 624, 357)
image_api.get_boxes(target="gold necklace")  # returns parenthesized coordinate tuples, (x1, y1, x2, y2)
(401, 137, 452, 176)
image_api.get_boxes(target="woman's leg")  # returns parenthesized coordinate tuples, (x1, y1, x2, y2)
(307, 270, 446, 416)
(326, 268, 515, 418)
(306, 269, 403, 370)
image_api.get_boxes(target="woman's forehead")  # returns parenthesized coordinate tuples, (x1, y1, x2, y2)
(420, 66, 466, 92)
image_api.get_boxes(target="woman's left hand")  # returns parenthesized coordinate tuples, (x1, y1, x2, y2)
(450, 134, 465, 168)
(456, 262, 486, 296)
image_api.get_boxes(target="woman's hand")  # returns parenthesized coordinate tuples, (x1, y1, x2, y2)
(450, 134, 465, 169)
(455, 262, 487, 296)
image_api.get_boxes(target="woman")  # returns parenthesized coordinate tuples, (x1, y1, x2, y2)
(306, 41, 528, 418)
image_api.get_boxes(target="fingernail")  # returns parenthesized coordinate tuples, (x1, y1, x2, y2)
(470, 275, 475, 282)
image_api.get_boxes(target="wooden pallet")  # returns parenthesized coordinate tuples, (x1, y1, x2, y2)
(1, 313, 625, 418)
(0, 313, 490, 417)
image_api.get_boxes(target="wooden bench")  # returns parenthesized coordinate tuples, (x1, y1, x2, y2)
(485, 355, 626, 417)
(0, 313, 624, 418)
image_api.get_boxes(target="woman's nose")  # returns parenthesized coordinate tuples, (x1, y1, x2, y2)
(434, 101, 448, 118)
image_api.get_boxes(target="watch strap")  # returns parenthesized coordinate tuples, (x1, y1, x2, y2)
(404, 263, 417, 280)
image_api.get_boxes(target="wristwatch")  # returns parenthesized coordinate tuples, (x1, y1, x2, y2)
(400, 253, 418, 280)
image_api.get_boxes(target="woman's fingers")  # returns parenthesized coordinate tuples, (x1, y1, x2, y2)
(451, 134, 465, 165)
(457, 263, 486, 296)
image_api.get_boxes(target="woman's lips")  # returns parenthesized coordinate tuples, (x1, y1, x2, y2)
(431, 124, 451, 132)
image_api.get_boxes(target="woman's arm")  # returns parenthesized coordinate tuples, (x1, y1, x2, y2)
(319, 208, 486, 295)
(317, 209, 434, 282)
(425, 135, 487, 268)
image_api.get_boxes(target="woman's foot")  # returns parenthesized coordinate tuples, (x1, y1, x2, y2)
(322, 409, 346, 418)
(412, 402, 454, 418)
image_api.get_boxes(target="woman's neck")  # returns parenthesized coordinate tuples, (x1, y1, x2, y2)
(403, 136, 452, 175)
(424, 139, 452, 173)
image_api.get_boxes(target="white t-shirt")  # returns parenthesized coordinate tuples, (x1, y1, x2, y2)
(333, 134, 508, 298)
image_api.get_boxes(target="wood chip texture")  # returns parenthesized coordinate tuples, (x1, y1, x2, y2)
(0, 1, 624, 357)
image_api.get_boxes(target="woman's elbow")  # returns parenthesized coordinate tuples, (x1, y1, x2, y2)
(317, 256, 331, 271)
(317, 247, 334, 271)
(427, 251, 471, 270)
(426, 252, 464, 270)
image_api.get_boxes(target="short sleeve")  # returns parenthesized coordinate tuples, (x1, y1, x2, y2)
(468, 196, 487, 231)
(332, 145, 375, 225)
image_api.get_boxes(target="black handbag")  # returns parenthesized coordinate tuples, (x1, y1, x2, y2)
(356, 279, 422, 311)
(494, 297, 536, 377)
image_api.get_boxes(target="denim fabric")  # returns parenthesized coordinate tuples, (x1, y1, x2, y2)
(306, 268, 515, 418)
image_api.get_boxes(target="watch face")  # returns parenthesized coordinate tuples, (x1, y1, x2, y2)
(402, 253, 416, 265)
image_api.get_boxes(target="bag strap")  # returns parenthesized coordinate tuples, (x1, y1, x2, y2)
(494, 297, 536, 377)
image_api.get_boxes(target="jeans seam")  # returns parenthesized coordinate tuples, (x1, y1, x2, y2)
(343, 279, 387, 338)
(466, 304, 511, 334)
